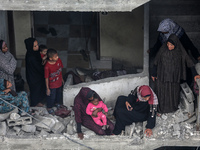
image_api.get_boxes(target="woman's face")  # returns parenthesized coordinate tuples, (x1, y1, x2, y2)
(142, 96, 150, 101)
(167, 42, 175, 50)
(1, 43, 8, 53)
(33, 41, 39, 51)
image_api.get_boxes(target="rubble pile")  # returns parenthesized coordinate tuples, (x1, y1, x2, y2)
(0, 107, 77, 138)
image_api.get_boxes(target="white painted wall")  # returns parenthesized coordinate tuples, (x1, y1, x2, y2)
(13, 11, 31, 59)
(63, 75, 149, 108)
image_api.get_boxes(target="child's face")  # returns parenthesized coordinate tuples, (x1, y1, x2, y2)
(6, 81, 12, 89)
(50, 53, 59, 62)
(1, 43, 8, 53)
(91, 98, 99, 106)
(40, 48, 47, 55)
(33, 41, 39, 51)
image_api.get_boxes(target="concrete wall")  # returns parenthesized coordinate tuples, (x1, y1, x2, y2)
(100, 6, 144, 67)
(0, 11, 9, 44)
(13, 11, 31, 59)
(63, 4, 149, 108)
(0, 0, 150, 12)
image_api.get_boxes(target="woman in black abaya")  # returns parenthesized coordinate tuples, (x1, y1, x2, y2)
(24, 37, 46, 107)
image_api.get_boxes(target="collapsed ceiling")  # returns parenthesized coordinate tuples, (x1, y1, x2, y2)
(0, 0, 150, 12)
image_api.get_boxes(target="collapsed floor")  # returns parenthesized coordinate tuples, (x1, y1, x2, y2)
(0, 82, 199, 150)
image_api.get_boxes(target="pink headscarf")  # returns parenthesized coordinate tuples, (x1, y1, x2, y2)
(137, 85, 158, 105)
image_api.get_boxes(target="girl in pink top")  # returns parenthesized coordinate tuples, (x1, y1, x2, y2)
(86, 93, 109, 130)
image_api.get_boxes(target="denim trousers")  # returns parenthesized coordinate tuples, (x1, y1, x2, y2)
(46, 86, 62, 108)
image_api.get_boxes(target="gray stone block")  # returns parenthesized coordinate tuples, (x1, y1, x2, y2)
(7, 116, 32, 127)
(180, 91, 194, 115)
(180, 82, 195, 103)
(52, 122, 65, 134)
(22, 125, 36, 133)
(0, 121, 7, 136)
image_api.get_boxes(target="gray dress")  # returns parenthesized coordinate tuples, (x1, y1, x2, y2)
(0, 50, 17, 91)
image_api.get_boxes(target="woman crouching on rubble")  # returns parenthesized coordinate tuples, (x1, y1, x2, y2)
(74, 87, 114, 139)
(0, 78, 30, 114)
(113, 85, 158, 137)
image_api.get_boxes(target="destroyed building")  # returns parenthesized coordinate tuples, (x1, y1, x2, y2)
(0, 0, 200, 149)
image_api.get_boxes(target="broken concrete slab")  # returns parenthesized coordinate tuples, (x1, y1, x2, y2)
(0, 121, 7, 136)
(52, 121, 65, 134)
(21, 125, 36, 133)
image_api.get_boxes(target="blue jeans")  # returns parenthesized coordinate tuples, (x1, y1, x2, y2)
(46, 86, 62, 108)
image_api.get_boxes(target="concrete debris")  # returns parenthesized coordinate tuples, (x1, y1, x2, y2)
(21, 125, 36, 133)
(0, 121, 7, 136)
(161, 114, 167, 120)
(180, 83, 195, 103)
(13, 126, 21, 133)
(34, 115, 56, 130)
(7, 116, 32, 127)
(39, 130, 50, 137)
(66, 119, 76, 135)
(52, 121, 65, 134)
(125, 123, 135, 138)
(0, 108, 18, 122)
(10, 113, 20, 120)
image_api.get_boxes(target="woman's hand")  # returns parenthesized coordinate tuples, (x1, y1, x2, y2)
(194, 75, 200, 82)
(3, 89, 11, 95)
(144, 128, 153, 137)
(151, 76, 157, 82)
(125, 101, 133, 111)
(46, 88, 50, 96)
(78, 133, 84, 140)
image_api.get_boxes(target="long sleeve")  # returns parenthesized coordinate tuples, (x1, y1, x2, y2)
(86, 103, 93, 116)
(151, 65, 157, 77)
(180, 33, 200, 60)
(146, 111, 156, 129)
(74, 100, 82, 123)
(100, 101, 108, 113)
(150, 35, 162, 57)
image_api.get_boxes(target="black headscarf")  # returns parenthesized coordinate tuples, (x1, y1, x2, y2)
(0, 40, 3, 51)
(154, 34, 194, 82)
(24, 37, 41, 61)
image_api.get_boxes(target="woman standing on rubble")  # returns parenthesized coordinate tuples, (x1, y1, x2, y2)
(0, 40, 17, 91)
(24, 37, 46, 107)
(113, 85, 158, 137)
(151, 34, 200, 113)
(74, 87, 114, 139)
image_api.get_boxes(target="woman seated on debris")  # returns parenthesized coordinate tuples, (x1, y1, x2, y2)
(0, 78, 30, 114)
(74, 87, 114, 139)
(113, 85, 158, 137)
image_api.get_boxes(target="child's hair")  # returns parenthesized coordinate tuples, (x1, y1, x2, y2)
(39, 44, 47, 52)
(47, 48, 57, 60)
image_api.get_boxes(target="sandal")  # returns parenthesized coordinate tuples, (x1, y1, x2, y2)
(55, 104, 68, 110)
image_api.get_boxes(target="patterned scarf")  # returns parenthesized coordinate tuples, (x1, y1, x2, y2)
(137, 85, 158, 117)
(157, 18, 185, 44)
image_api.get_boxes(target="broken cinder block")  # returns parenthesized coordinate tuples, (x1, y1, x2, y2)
(7, 116, 32, 127)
